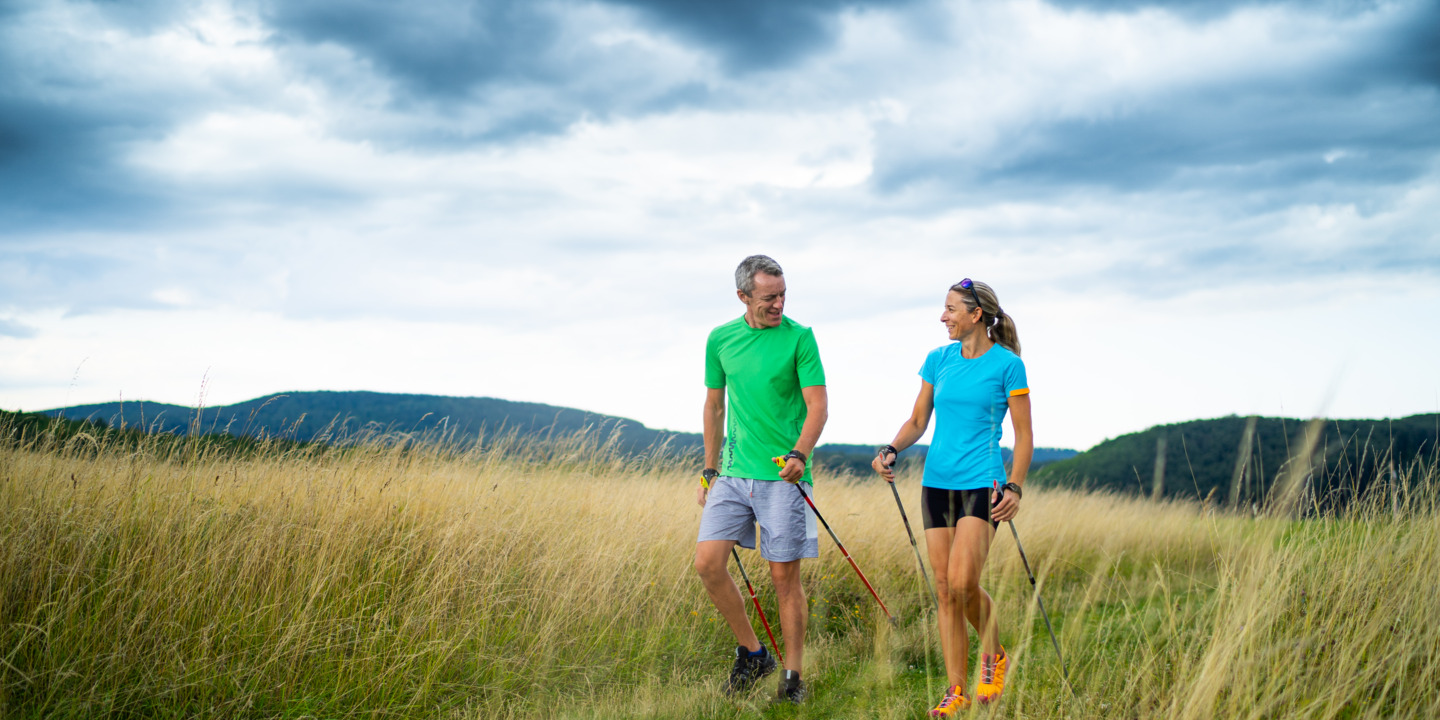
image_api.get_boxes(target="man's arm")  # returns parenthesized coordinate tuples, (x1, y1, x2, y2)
(703, 387, 725, 470)
(779, 385, 827, 482)
(794, 385, 828, 457)
(699, 387, 725, 505)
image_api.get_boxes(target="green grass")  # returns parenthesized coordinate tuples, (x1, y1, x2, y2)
(1, 416, 1437, 719)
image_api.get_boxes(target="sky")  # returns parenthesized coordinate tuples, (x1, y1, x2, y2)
(2, 0, 1438, 451)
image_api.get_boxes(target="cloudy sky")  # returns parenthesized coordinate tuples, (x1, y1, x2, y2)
(2, 0, 1437, 451)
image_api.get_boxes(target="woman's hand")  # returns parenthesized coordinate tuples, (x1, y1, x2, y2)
(871, 450, 897, 483)
(991, 487, 1020, 523)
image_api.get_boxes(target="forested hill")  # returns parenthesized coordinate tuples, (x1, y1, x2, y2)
(36, 391, 1079, 473)
(43, 391, 697, 454)
(1033, 414, 1440, 508)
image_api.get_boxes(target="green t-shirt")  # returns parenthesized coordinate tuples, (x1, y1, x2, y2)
(704, 315, 826, 482)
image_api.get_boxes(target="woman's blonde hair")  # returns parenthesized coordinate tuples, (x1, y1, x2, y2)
(950, 279, 1021, 356)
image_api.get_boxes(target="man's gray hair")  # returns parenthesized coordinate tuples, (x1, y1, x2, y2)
(735, 255, 784, 295)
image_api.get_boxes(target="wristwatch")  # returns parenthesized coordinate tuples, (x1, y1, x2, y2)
(700, 468, 718, 489)
(781, 450, 807, 467)
(1001, 481, 1023, 498)
(877, 444, 899, 467)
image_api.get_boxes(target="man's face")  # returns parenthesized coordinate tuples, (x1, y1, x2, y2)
(739, 272, 786, 328)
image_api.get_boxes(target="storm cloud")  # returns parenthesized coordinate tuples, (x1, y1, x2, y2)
(2, 0, 1438, 446)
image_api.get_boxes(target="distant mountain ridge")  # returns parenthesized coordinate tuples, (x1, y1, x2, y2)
(39, 391, 1078, 474)
(45, 391, 695, 453)
(26, 394, 1440, 506)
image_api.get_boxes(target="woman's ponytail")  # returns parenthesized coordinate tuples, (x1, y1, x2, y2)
(990, 308, 1021, 357)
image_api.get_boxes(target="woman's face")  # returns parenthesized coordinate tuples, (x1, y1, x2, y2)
(941, 290, 983, 341)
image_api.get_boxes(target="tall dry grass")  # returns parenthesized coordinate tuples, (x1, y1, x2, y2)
(1, 422, 1436, 719)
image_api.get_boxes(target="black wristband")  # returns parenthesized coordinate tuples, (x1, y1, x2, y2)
(782, 450, 807, 467)
(879, 444, 899, 457)
(1002, 482, 1023, 499)
(702, 469, 719, 482)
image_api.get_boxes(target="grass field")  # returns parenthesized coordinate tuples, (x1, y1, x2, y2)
(2, 422, 1437, 719)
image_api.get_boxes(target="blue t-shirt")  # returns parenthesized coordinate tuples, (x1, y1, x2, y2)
(919, 343, 1029, 491)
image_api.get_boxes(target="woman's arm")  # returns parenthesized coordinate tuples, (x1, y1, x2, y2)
(992, 393, 1032, 522)
(872, 380, 935, 482)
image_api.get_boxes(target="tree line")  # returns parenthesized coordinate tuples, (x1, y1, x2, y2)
(1033, 414, 1440, 510)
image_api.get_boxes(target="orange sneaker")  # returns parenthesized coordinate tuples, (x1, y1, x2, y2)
(929, 684, 970, 717)
(976, 648, 1008, 704)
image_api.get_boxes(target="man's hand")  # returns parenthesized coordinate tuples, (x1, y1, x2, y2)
(771, 454, 805, 484)
(778, 457, 804, 483)
(697, 469, 718, 507)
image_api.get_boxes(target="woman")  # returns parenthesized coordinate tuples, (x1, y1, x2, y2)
(871, 278, 1031, 717)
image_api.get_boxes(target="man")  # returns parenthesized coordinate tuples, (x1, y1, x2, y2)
(694, 254, 828, 703)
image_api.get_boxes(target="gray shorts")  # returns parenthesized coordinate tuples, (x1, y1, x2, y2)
(697, 476, 819, 563)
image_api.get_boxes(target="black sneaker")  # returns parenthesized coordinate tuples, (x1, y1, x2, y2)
(725, 645, 776, 694)
(775, 669, 807, 704)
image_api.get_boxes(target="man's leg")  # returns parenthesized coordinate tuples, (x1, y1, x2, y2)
(694, 539, 761, 651)
(768, 559, 805, 672)
(751, 479, 816, 702)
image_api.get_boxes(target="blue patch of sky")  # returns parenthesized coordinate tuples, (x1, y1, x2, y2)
(0, 317, 38, 339)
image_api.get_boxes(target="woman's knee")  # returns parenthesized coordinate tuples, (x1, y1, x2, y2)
(941, 574, 981, 604)
(932, 576, 957, 603)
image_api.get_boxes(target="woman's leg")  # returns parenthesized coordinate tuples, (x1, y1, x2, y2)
(948, 517, 999, 657)
(925, 526, 967, 686)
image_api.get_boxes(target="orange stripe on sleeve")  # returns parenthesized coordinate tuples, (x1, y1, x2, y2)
(1009, 388, 1030, 397)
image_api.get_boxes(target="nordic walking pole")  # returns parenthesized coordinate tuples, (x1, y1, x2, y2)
(996, 481, 1070, 689)
(731, 547, 785, 665)
(879, 451, 936, 611)
(773, 457, 896, 625)
(701, 473, 785, 664)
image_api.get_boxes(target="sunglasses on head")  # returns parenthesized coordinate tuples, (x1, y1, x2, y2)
(958, 278, 982, 311)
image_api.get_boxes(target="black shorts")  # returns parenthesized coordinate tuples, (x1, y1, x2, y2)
(921, 486, 998, 530)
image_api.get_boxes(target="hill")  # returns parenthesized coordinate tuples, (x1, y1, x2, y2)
(41, 391, 698, 455)
(1034, 413, 1440, 508)
(37, 391, 1077, 475)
